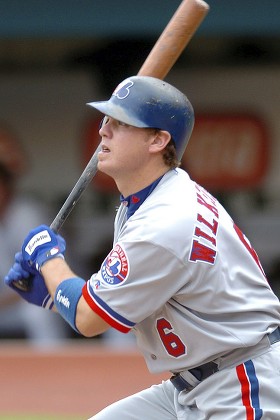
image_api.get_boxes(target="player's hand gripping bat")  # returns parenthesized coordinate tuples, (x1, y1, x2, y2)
(15, 0, 209, 291)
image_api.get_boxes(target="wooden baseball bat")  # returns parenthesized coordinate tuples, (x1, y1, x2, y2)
(15, 0, 209, 291)
(50, 0, 209, 232)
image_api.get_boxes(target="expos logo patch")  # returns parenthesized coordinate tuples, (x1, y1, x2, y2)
(113, 80, 134, 100)
(101, 243, 129, 286)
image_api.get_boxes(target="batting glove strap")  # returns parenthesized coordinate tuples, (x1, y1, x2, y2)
(55, 277, 86, 334)
(42, 294, 55, 310)
(36, 252, 65, 271)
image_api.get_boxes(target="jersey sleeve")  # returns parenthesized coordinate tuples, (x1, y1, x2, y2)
(83, 281, 135, 333)
(82, 239, 189, 332)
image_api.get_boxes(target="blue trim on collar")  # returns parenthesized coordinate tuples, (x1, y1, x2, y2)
(120, 175, 163, 219)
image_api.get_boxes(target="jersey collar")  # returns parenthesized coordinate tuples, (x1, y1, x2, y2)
(120, 175, 164, 219)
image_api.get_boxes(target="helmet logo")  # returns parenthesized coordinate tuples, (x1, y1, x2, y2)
(113, 80, 134, 100)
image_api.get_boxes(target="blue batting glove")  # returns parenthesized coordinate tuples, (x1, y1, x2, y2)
(22, 224, 66, 272)
(4, 252, 54, 309)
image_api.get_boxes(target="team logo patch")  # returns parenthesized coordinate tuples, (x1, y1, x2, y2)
(113, 80, 134, 100)
(101, 244, 129, 286)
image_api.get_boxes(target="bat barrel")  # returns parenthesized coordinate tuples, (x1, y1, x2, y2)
(138, 0, 209, 79)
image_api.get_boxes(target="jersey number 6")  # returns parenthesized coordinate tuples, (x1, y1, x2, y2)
(156, 318, 186, 357)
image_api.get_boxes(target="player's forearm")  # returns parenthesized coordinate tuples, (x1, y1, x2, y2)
(41, 258, 110, 337)
(75, 297, 110, 337)
(41, 257, 76, 299)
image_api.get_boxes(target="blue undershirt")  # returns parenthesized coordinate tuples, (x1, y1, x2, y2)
(120, 175, 164, 219)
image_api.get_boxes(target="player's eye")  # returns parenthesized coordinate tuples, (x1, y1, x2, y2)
(118, 120, 129, 127)
(100, 117, 129, 129)
(99, 116, 109, 129)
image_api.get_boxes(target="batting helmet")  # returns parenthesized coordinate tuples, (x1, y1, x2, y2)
(87, 76, 194, 160)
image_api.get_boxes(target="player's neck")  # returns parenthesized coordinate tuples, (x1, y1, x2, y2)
(116, 163, 170, 198)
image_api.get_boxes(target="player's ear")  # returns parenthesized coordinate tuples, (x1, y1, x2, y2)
(149, 130, 171, 153)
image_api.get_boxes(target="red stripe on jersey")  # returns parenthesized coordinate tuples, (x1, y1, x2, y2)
(236, 364, 254, 420)
(82, 283, 130, 333)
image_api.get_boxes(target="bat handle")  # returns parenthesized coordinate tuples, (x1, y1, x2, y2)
(12, 143, 102, 292)
(50, 142, 102, 233)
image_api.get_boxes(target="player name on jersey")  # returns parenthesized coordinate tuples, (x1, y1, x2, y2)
(190, 184, 219, 265)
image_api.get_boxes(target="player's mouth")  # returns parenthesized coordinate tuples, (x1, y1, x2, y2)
(101, 144, 110, 153)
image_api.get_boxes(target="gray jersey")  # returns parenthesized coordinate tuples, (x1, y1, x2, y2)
(83, 168, 280, 373)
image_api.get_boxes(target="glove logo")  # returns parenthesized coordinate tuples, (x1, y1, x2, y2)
(101, 243, 129, 286)
(24, 230, 51, 256)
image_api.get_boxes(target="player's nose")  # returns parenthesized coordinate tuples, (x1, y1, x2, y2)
(99, 116, 111, 137)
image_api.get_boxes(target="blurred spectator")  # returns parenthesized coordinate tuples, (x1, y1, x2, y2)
(0, 123, 70, 347)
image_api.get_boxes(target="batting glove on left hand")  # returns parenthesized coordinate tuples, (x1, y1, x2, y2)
(22, 224, 66, 273)
(4, 252, 54, 309)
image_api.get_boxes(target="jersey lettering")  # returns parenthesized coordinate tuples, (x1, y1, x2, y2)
(194, 226, 216, 247)
(156, 318, 186, 358)
(189, 185, 219, 264)
(197, 214, 218, 235)
(195, 184, 219, 218)
(190, 240, 216, 264)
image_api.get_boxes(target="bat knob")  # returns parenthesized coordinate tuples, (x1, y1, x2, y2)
(12, 278, 32, 292)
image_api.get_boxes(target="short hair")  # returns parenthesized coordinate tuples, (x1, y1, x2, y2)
(163, 139, 180, 169)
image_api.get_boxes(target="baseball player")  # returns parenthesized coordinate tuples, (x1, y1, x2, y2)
(5, 76, 280, 419)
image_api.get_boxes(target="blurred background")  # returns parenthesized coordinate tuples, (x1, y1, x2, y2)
(0, 0, 279, 344)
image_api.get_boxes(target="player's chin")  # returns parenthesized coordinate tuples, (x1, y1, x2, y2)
(97, 159, 115, 177)
(98, 149, 110, 160)
(98, 153, 110, 167)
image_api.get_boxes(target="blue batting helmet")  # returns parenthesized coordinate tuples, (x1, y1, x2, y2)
(87, 76, 194, 160)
